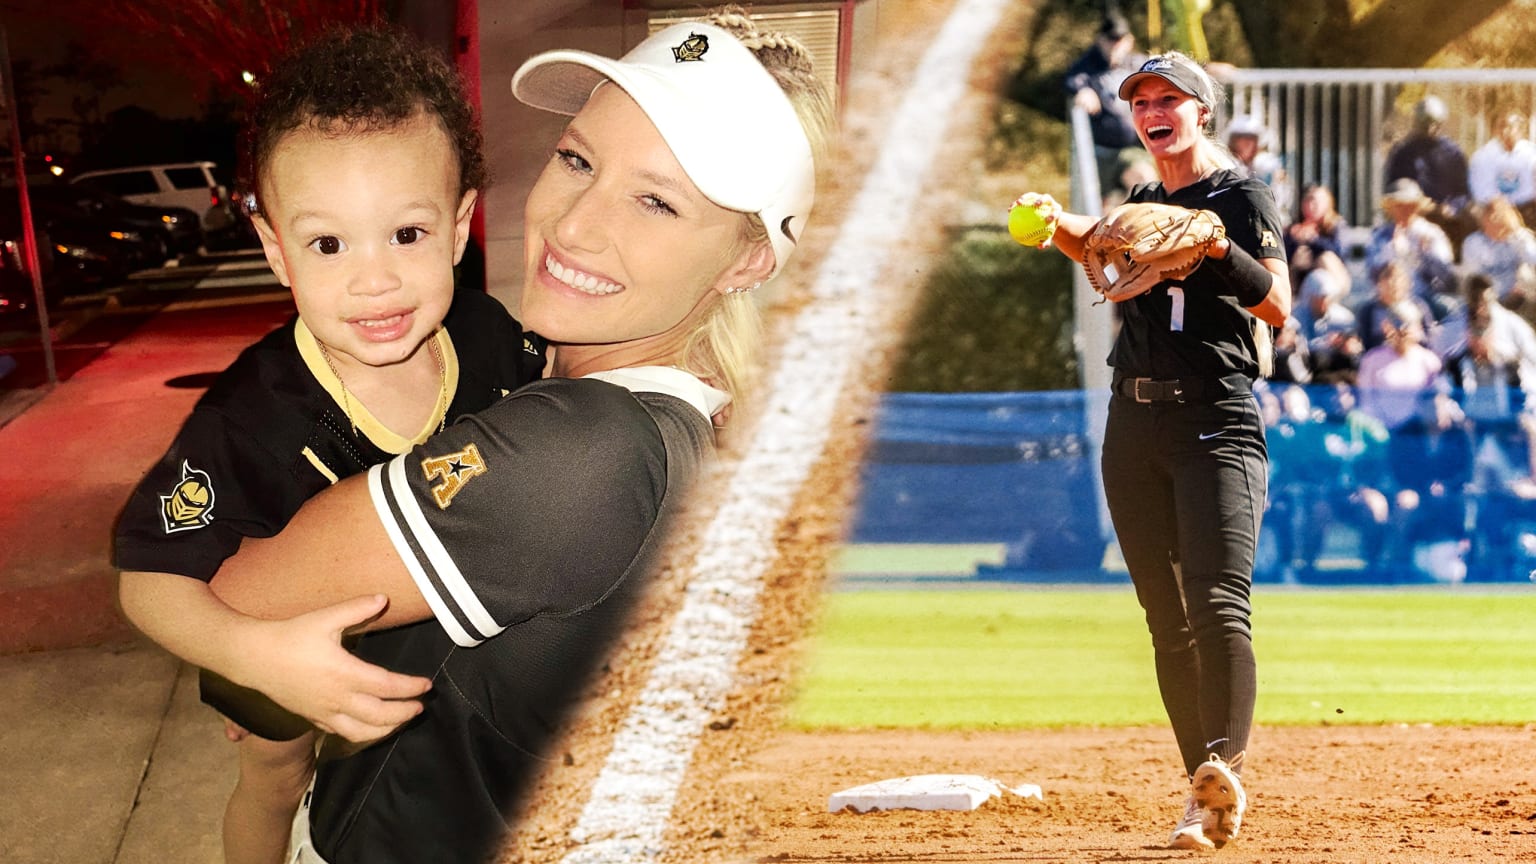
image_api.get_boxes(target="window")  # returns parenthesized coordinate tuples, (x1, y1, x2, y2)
(164, 167, 213, 190)
(87, 172, 157, 197)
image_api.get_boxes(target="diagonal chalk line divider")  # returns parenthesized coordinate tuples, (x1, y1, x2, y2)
(558, 1, 1011, 860)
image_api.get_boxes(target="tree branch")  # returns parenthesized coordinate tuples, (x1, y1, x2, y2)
(1316, 0, 1507, 67)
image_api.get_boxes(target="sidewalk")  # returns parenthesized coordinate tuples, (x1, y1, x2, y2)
(1, 299, 293, 864)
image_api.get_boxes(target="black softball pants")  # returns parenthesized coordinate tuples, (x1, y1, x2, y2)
(1101, 389, 1265, 777)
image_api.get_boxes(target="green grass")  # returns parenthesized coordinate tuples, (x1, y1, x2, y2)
(786, 588, 1536, 729)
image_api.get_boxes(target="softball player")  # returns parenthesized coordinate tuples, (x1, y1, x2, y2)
(1024, 51, 1291, 849)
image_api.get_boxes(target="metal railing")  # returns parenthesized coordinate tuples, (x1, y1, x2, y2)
(1221, 68, 1536, 227)
(1067, 104, 1112, 543)
(1067, 103, 1109, 394)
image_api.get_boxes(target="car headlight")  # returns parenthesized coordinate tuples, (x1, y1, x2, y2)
(58, 244, 108, 262)
(109, 230, 143, 242)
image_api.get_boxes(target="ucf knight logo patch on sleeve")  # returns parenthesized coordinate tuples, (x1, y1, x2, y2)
(421, 443, 487, 509)
(160, 460, 216, 533)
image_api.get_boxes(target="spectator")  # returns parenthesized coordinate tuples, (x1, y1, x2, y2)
(1366, 178, 1457, 315)
(1441, 274, 1536, 530)
(1459, 196, 1536, 315)
(1468, 111, 1536, 226)
(1467, 367, 1536, 574)
(1284, 181, 1357, 312)
(1386, 390, 1475, 582)
(1384, 95, 1474, 251)
(1105, 153, 1158, 209)
(1294, 268, 1362, 384)
(1356, 260, 1437, 354)
(1469, 420, 1536, 576)
(1063, 9, 1145, 201)
(1356, 311, 1446, 431)
(1259, 383, 1321, 581)
(1258, 380, 1444, 580)
(1285, 183, 1353, 294)
(1443, 279, 1517, 418)
(1270, 317, 1312, 384)
(1298, 382, 1396, 580)
(1225, 114, 1292, 222)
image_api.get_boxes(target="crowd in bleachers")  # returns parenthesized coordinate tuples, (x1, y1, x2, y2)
(1243, 98, 1536, 583)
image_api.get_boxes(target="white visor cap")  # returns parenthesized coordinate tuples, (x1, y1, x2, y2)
(512, 22, 816, 281)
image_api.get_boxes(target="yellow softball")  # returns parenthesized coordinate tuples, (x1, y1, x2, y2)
(1008, 196, 1057, 247)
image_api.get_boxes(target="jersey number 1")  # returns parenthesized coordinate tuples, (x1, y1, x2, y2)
(1168, 286, 1185, 332)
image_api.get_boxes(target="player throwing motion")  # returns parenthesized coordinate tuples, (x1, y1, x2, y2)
(1015, 52, 1290, 850)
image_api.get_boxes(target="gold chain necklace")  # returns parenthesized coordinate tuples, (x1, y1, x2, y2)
(318, 336, 448, 439)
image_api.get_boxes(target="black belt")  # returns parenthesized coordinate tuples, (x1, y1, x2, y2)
(1113, 375, 1250, 403)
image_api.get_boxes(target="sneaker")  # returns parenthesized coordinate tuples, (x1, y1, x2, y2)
(1168, 792, 1214, 850)
(1191, 752, 1246, 848)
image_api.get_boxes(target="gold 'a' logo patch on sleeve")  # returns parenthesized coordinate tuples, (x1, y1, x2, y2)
(421, 443, 487, 509)
(160, 460, 216, 533)
(1260, 230, 1278, 249)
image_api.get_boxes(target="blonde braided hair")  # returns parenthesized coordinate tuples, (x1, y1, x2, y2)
(701, 7, 833, 167)
(679, 6, 836, 421)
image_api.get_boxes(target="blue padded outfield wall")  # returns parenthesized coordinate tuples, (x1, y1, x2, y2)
(848, 386, 1536, 584)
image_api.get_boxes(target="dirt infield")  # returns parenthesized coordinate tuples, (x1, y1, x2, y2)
(680, 726, 1536, 863)
(498, 2, 1536, 862)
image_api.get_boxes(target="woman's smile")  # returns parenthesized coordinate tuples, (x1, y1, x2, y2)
(544, 249, 624, 296)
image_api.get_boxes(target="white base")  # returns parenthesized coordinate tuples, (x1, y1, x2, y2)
(828, 773, 1043, 813)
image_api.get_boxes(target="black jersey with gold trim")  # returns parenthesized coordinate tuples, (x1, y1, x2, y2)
(113, 289, 544, 583)
(308, 378, 714, 864)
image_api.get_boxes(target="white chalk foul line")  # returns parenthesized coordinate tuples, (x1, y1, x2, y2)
(557, 1, 1011, 860)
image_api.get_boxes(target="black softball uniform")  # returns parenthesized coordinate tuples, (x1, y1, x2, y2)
(296, 369, 718, 864)
(1109, 170, 1285, 379)
(113, 289, 545, 735)
(1101, 169, 1284, 777)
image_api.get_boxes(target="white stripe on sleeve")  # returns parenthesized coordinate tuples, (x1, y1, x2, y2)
(367, 460, 477, 648)
(382, 456, 505, 647)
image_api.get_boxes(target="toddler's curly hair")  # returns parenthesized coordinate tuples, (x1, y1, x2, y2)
(241, 25, 485, 211)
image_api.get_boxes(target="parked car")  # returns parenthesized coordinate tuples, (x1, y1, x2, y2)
(0, 201, 54, 288)
(0, 272, 39, 334)
(0, 264, 35, 324)
(0, 222, 52, 329)
(70, 161, 238, 238)
(0, 188, 151, 294)
(27, 183, 202, 260)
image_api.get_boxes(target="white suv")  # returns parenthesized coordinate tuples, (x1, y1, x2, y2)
(71, 162, 236, 233)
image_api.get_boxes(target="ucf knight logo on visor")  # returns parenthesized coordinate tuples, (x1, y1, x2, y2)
(160, 460, 216, 533)
(672, 32, 708, 62)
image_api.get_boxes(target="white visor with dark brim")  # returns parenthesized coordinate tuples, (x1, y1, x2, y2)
(511, 22, 816, 281)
